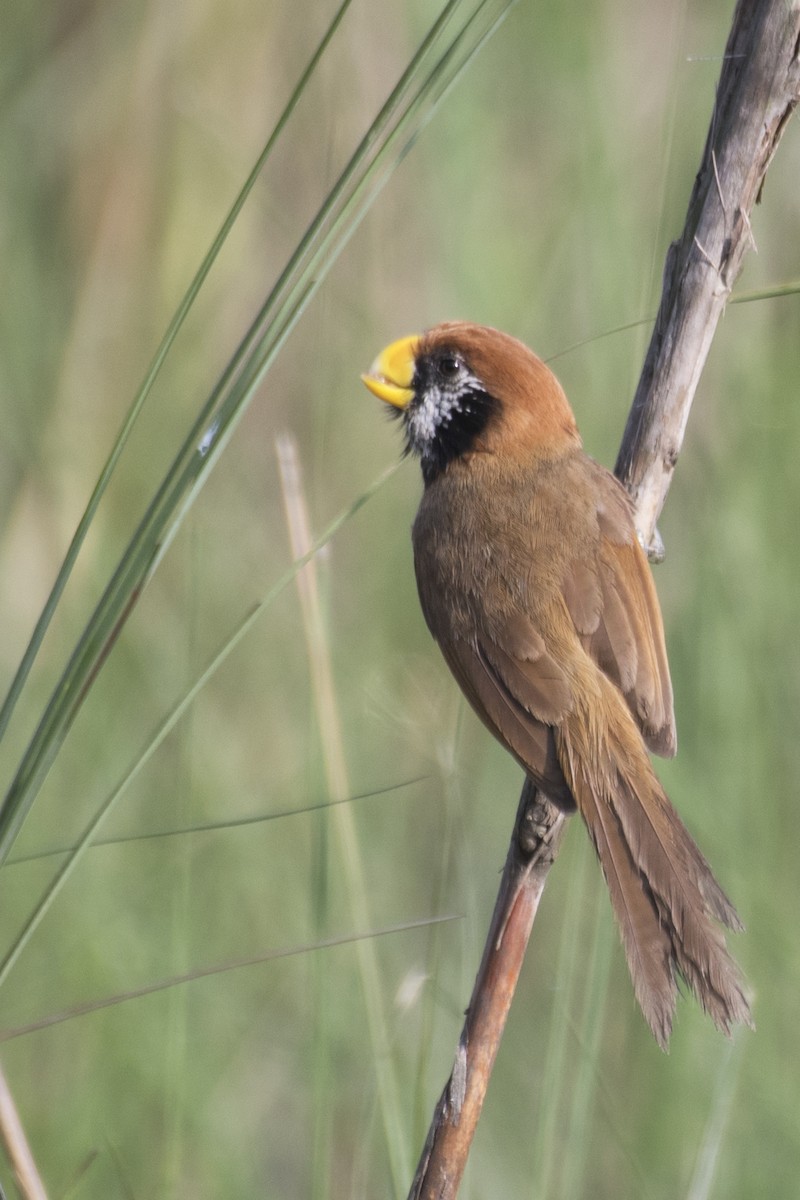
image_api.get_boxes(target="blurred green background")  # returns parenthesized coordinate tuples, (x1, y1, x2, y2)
(1, 0, 799, 1196)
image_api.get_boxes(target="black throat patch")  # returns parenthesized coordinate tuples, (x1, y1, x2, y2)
(397, 353, 497, 484)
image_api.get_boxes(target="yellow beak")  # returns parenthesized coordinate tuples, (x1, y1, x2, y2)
(361, 334, 420, 409)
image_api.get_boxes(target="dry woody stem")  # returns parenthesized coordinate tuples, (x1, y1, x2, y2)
(408, 2, 800, 1196)
(408, 785, 566, 1200)
(615, 0, 800, 553)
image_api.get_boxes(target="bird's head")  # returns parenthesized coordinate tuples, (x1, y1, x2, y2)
(362, 322, 580, 483)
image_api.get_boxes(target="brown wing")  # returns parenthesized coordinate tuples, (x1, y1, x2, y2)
(433, 615, 575, 808)
(563, 467, 676, 757)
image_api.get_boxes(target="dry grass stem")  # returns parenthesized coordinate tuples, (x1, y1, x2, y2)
(615, 0, 800, 553)
(276, 432, 410, 1192)
(0, 1063, 48, 1200)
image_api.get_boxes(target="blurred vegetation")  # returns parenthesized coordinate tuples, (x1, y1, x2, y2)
(0, 0, 798, 1197)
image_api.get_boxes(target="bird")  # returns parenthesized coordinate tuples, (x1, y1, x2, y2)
(361, 321, 751, 1048)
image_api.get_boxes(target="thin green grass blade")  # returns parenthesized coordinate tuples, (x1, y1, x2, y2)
(730, 280, 800, 303)
(556, 886, 614, 1199)
(0, 914, 462, 1044)
(5, 777, 424, 867)
(528, 836, 589, 1199)
(0, 462, 398, 987)
(0, 0, 517, 873)
(545, 279, 799, 363)
(0, 0, 517, 870)
(0, 0, 354, 751)
(686, 1038, 746, 1200)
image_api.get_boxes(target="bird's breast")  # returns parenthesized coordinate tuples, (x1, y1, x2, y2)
(411, 453, 593, 645)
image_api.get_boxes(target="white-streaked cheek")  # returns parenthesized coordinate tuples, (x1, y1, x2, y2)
(408, 386, 460, 447)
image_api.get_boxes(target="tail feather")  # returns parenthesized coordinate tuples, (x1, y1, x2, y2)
(556, 692, 752, 1047)
(572, 760, 676, 1047)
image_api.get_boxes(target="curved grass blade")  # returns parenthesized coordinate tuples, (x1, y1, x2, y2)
(0, 0, 517, 870)
(0, 0, 355, 750)
(0, 461, 398, 988)
(0, 914, 462, 1044)
(731, 279, 800, 303)
(546, 280, 800, 364)
(5, 776, 424, 867)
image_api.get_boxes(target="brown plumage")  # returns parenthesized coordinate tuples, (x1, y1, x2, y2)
(362, 321, 751, 1048)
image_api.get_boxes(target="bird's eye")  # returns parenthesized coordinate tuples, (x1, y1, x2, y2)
(438, 354, 461, 378)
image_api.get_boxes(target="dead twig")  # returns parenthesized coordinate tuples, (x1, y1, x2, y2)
(615, 0, 800, 554)
(408, 784, 565, 1200)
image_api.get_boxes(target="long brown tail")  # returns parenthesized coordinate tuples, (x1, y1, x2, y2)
(556, 689, 752, 1049)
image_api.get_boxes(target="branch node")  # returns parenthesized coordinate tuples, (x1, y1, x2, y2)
(517, 792, 564, 862)
(640, 524, 666, 565)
